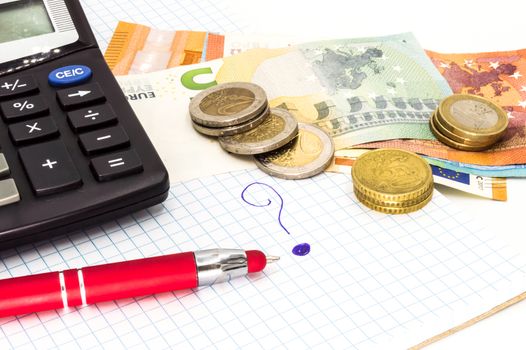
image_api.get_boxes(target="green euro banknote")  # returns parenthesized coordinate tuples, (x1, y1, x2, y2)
(117, 32, 451, 150)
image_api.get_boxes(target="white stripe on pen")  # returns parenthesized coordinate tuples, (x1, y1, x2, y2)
(77, 269, 88, 306)
(59, 271, 68, 309)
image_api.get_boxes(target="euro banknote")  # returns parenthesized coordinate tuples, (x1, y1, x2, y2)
(104, 21, 226, 75)
(105, 21, 300, 75)
(360, 48, 526, 166)
(329, 150, 507, 201)
(425, 157, 526, 178)
(116, 32, 452, 150)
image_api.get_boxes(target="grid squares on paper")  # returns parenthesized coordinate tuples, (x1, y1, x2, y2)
(80, 0, 247, 51)
(0, 169, 526, 349)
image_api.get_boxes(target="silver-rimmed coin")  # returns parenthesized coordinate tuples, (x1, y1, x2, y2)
(218, 108, 298, 155)
(253, 123, 335, 179)
(189, 82, 268, 127)
(192, 105, 270, 137)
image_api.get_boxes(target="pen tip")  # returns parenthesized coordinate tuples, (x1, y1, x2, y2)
(266, 255, 280, 264)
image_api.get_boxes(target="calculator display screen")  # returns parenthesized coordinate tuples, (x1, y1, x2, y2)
(0, 0, 55, 44)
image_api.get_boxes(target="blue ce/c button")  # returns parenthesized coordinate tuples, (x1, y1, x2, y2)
(48, 65, 92, 87)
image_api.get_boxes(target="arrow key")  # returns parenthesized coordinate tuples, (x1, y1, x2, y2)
(56, 82, 105, 110)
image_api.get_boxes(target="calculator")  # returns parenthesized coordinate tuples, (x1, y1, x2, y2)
(0, 0, 169, 247)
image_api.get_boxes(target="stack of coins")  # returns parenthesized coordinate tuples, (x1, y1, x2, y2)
(352, 149, 433, 214)
(189, 82, 334, 179)
(190, 82, 270, 137)
(430, 94, 508, 151)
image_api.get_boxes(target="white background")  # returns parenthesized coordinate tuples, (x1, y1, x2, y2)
(226, 0, 526, 348)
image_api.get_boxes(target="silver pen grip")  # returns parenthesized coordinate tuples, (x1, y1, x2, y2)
(194, 249, 248, 286)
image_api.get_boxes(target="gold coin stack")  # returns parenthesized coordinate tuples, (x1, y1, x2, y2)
(430, 94, 508, 151)
(352, 149, 433, 214)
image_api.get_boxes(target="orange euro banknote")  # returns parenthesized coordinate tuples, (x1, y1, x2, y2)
(104, 21, 224, 75)
(360, 49, 526, 166)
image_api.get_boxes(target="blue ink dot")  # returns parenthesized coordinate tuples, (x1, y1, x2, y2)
(292, 243, 311, 256)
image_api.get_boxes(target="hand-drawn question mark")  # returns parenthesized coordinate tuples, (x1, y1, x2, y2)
(241, 182, 310, 256)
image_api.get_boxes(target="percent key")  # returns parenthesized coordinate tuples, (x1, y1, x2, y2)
(0, 96, 49, 122)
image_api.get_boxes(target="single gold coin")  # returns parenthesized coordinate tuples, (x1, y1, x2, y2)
(429, 115, 493, 152)
(218, 108, 298, 155)
(189, 82, 268, 127)
(253, 123, 334, 179)
(437, 94, 508, 141)
(354, 189, 433, 215)
(432, 111, 498, 146)
(351, 149, 433, 203)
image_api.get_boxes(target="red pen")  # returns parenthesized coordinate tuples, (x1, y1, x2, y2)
(0, 248, 279, 318)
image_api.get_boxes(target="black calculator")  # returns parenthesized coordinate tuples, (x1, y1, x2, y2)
(0, 0, 169, 247)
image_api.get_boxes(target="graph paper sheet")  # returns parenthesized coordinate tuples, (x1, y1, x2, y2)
(80, 0, 246, 51)
(1, 170, 526, 349)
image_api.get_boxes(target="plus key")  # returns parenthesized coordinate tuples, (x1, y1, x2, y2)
(19, 140, 82, 196)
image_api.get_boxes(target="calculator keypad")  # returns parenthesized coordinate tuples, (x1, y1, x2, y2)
(0, 64, 144, 198)
(18, 140, 82, 196)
